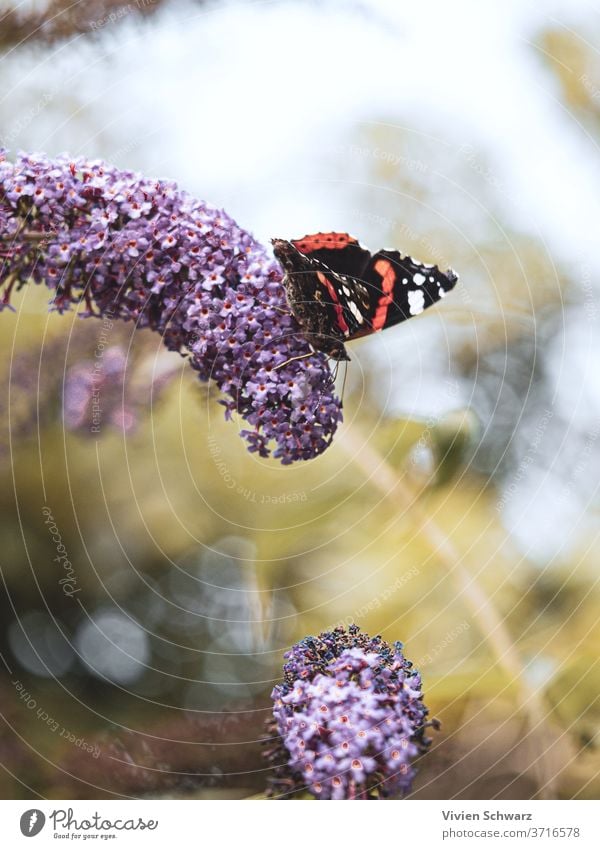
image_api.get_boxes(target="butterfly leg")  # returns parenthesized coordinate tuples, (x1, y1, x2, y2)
(273, 352, 316, 370)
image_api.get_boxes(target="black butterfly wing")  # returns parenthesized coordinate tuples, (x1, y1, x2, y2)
(345, 250, 459, 338)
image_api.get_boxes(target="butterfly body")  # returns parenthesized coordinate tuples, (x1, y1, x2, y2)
(272, 232, 458, 360)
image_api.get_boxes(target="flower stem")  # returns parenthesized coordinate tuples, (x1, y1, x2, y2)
(338, 422, 558, 798)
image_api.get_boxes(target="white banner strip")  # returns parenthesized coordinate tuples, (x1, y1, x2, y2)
(1, 799, 598, 847)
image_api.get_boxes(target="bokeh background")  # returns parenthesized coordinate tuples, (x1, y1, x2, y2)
(1, 0, 599, 799)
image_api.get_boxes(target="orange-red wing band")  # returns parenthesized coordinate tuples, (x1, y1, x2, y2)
(316, 271, 350, 334)
(292, 232, 358, 254)
(371, 259, 396, 331)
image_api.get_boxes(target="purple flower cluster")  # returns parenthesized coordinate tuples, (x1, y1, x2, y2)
(0, 150, 342, 462)
(265, 625, 435, 799)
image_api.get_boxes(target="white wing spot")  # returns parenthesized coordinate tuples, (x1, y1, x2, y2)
(402, 277, 408, 284)
(413, 273, 426, 286)
(429, 275, 435, 282)
(438, 288, 447, 298)
(408, 290, 425, 315)
(349, 301, 364, 323)
(342, 285, 351, 296)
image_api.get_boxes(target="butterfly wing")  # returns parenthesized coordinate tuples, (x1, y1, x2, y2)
(272, 234, 459, 358)
(345, 250, 459, 339)
(272, 236, 358, 358)
(310, 267, 373, 338)
(288, 233, 374, 339)
(290, 232, 372, 279)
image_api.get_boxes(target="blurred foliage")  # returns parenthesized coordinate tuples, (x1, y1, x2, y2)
(0, 0, 167, 49)
(537, 23, 600, 131)
(0, 5, 599, 803)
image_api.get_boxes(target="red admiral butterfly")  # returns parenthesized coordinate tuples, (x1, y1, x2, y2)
(272, 232, 458, 361)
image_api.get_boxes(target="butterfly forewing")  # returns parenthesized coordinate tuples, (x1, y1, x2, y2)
(351, 250, 458, 337)
(290, 233, 372, 280)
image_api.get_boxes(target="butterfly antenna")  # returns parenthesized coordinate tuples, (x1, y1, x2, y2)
(256, 301, 293, 316)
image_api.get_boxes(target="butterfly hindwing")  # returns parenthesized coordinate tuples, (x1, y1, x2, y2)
(313, 267, 372, 338)
(271, 236, 354, 358)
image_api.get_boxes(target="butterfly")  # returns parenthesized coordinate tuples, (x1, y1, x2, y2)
(272, 232, 458, 361)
